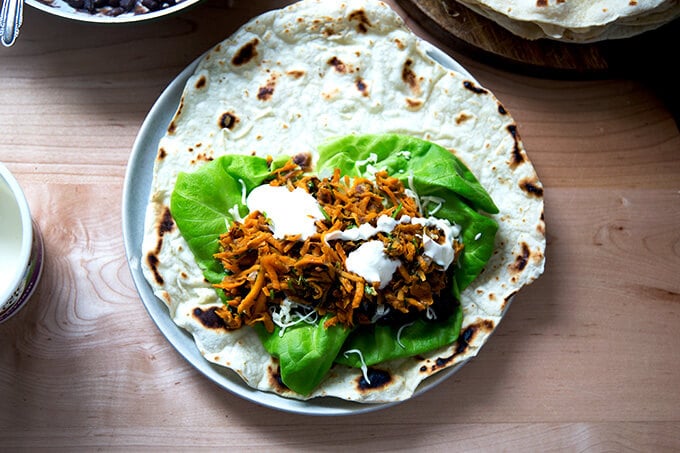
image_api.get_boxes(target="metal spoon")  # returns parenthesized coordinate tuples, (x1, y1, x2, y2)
(0, 0, 24, 47)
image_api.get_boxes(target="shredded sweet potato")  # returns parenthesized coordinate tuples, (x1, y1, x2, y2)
(213, 159, 462, 332)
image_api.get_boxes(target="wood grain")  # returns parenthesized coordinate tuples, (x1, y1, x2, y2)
(1, 0, 679, 449)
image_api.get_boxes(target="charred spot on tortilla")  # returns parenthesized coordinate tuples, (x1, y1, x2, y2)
(232, 38, 259, 66)
(426, 340, 467, 373)
(520, 177, 544, 198)
(219, 112, 239, 130)
(157, 147, 167, 160)
(195, 75, 207, 90)
(192, 307, 228, 330)
(402, 59, 420, 94)
(356, 77, 369, 96)
(357, 368, 392, 390)
(536, 0, 548, 6)
(286, 70, 305, 79)
(348, 9, 372, 33)
(463, 80, 488, 95)
(191, 153, 214, 165)
(147, 208, 172, 285)
(406, 98, 423, 110)
(257, 73, 278, 101)
(146, 253, 164, 285)
(511, 242, 531, 273)
(394, 38, 406, 50)
(455, 112, 472, 124)
(268, 364, 289, 393)
(537, 210, 546, 234)
(167, 100, 184, 135)
(328, 56, 348, 73)
(507, 124, 525, 168)
(159, 207, 175, 237)
(503, 290, 519, 310)
(498, 103, 508, 115)
(454, 319, 496, 356)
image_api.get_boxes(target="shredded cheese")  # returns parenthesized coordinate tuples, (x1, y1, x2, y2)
(344, 349, 370, 384)
(371, 304, 390, 323)
(421, 195, 445, 216)
(396, 321, 415, 348)
(270, 298, 318, 337)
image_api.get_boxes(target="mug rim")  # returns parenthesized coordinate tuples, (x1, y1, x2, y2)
(0, 163, 34, 304)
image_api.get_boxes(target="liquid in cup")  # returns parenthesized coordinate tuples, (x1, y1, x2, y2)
(0, 164, 43, 323)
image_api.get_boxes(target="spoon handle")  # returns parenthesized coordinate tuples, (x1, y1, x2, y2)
(0, 0, 23, 47)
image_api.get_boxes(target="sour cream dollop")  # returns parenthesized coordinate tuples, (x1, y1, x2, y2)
(345, 240, 400, 289)
(326, 214, 461, 269)
(246, 185, 324, 240)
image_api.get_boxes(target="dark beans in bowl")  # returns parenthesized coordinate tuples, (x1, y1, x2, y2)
(64, 0, 182, 16)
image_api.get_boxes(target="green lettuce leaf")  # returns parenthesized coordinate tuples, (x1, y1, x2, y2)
(255, 316, 353, 395)
(170, 154, 273, 284)
(316, 134, 498, 214)
(334, 305, 463, 367)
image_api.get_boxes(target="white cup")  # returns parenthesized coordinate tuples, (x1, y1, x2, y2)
(0, 163, 43, 323)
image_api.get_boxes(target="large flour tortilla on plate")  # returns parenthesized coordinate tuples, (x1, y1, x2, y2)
(141, 0, 545, 403)
(454, 0, 680, 42)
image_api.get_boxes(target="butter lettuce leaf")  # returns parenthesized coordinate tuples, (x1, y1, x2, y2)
(170, 154, 273, 284)
(256, 316, 353, 396)
(316, 134, 498, 214)
(335, 305, 463, 368)
(316, 134, 498, 293)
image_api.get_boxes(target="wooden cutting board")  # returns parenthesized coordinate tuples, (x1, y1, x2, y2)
(396, 0, 679, 76)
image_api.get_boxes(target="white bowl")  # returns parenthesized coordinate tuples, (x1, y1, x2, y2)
(26, 0, 204, 24)
(0, 163, 43, 323)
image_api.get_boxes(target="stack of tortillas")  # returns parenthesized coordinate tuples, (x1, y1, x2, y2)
(453, 0, 680, 42)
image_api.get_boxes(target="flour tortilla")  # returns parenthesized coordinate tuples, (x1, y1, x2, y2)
(141, 0, 545, 403)
(455, 0, 680, 42)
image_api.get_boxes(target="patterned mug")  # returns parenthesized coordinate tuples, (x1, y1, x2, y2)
(0, 163, 43, 323)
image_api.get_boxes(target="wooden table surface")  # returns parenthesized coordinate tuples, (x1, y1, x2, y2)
(1, 0, 679, 450)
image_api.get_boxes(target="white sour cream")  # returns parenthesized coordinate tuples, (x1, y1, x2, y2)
(345, 240, 400, 289)
(324, 214, 408, 242)
(411, 217, 460, 268)
(326, 214, 460, 269)
(246, 185, 324, 240)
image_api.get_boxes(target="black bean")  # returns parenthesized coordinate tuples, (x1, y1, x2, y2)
(119, 0, 136, 11)
(141, 0, 160, 10)
(61, 0, 184, 14)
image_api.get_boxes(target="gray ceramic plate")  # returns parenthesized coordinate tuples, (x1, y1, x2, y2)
(122, 40, 478, 416)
